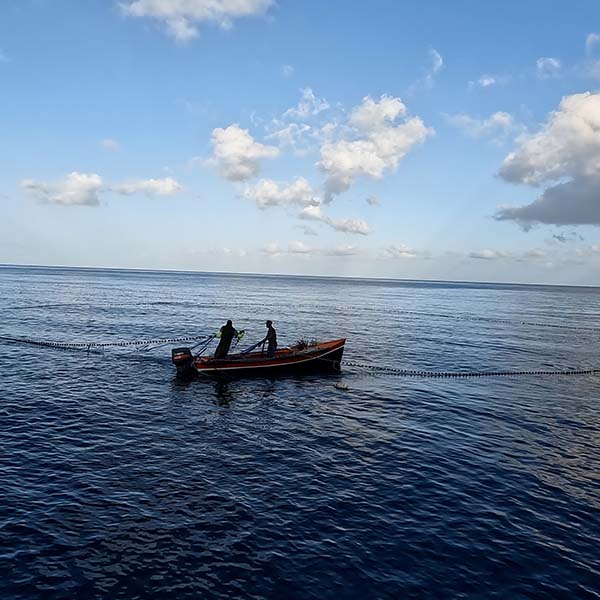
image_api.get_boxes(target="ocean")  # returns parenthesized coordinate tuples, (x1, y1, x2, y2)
(1, 265, 599, 599)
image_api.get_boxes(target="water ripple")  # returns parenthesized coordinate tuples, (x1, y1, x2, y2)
(0, 267, 599, 599)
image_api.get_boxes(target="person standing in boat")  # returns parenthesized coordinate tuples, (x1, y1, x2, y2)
(261, 320, 277, 358)
(214, 320, 237, 359)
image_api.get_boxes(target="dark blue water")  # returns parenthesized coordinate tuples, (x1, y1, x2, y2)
(1, 265, 599, 599)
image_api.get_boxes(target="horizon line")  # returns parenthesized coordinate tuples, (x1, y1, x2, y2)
(1, 262, 599, 290)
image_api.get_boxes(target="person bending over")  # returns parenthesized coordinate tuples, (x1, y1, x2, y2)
(214, 320, 237, 359)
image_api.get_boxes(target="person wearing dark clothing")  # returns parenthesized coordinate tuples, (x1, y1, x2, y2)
(214, 320, 237, 359)
(261, 320, 277, 358)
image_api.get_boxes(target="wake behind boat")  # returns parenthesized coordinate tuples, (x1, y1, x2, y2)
(172, 338, 345, 378)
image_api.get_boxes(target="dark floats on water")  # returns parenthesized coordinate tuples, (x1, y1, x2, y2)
(0, 265, 599, 599)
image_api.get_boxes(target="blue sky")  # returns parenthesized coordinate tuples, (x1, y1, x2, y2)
(2, 0, 600, 283)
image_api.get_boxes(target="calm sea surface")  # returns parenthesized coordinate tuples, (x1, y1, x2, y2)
(1, 265, 599, 599)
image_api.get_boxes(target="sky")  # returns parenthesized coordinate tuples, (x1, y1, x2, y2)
(2, 0, 600, 284)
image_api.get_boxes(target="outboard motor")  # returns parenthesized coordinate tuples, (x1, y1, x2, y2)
(171, 347, 195, 378)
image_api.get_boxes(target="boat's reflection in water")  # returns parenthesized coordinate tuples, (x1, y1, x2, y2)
(214, 380, 234, 405)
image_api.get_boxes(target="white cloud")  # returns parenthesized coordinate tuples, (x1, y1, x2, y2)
(299, 205, 371, 235)
(366, 195, 381, 206)
(349, 95, 406, 131)
(261, 242, 282, 256)
(318, 95, 432, 201)
(281, 64, 294, 78)
(261, 241, 362, 257)
(324, 244, 360, 256)
(467, 249, 548, 261)
(446, 111, 520, 140)
(328, 217, 371, 235)
(499, 92, 600, 185)
(265, 122, 311, 147)
(283, 88, 330, 120)
(261, 240, 313, 256)
(101, 138, 120, 151)
(380, 244, 423, 259)
(192, 246, 247, 258)
(210, 124, 279, 181)
(112, 177, 182, 196)
(22, 172, 103, 206)
(287, 240, 312, 254)
(119, 0, 273, 42)
(468, 249, 506, 260)
(586, 33, 600, 54)
(496, 92, 600, 228)
(536, 57, 561, 79)
(409, 48, 444, 92)
(478, 75, 496, 87)
(22, 172, 182, 206)
(243, 177, 319, 209)
(430, 48, 443, 74)
(468, 74, 510, 89)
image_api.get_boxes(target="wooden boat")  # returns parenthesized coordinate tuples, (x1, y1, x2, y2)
(172, 338, 345, 378)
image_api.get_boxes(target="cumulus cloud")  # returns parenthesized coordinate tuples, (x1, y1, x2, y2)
(283, 88, 330, 120)
(467, 248, 549, 262)
(496, 176, 600, 229)
(499, 92, 600, 185)
(261, 241, 314, 256)
(210, 124, 279, 181)
(112, 177, 182, 196)
(380, 244, 424, 259)
(192, 246, 247, 258)
(119, 0, 273, 42)
(494, 92, 600, 229)
(324, 244, 361, 256)
(299, 204, 371, 235)
(536, 57, 561, 79)
(468, 74, 510, 89)
(243, 177, 319, 209)
(261, 241, 362, 257)
(446, 111, 519, 140)
(22, 172, 182, 206)
(349, 95, 406, 130)
(586, 33, 600, 55)
(265, 122, 311, 147)
(22, 172, 103, 206)
(287, 240, 313, 254)
(468, 249, 507, 260)
(318, 95, 432, 201)
(328, 217, 371, 235)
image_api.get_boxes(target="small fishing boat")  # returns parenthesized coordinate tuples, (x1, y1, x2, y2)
(172, 338, 345, 378)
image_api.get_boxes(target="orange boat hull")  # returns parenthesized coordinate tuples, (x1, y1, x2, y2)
(193, 338, 345, 377)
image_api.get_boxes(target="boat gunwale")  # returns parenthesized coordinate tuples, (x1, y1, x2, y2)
(193, 338, 345, 372)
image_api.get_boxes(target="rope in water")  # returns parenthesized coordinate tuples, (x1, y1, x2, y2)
(0, 333, 214, 350)
(2, 333, 599, 378)
(340, 360, 600, 378)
